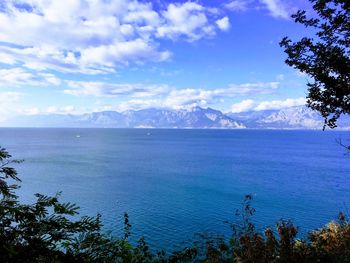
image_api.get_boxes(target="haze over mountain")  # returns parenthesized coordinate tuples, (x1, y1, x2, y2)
(2, 106, 349, 130)
(2, 107, 244, 129)
(227, 106, 343, 129)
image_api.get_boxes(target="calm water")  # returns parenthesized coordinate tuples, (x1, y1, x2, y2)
(1, 128, 349, 250)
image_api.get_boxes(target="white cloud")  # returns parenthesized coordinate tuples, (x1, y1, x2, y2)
(0, 0, 228, 74)
(0, 52, 17, 65)
(230, 99, 255, 113)
(255, 97, 306, 111)
(0, 91, 24, 103)
(160, 81, 279, 109)
(21, 107, 41, 116)
(79, 39, 171, 68)
(73, 79, 277, 96)
(64, 80, 279, 99)
(113, 94, 304, 113)
(64, 81, 170, 97)
(259, 0, 290, 19)
(228, 97, 306, 113)
(0, 68, 61, 86)
(0, 92, 78, 121)
(43, 105, 77, 114)
(0, 91, 25, 121)
(19, 105, 78, 116)
(276, 74, 284, 81)
(63, 80, 280, 110)
(216, 17, 230, 31)
(114, 99, 161, 112)
(157, 2, 215, 41)
(225, 0, 291, 19)
(227, 82, 280, 94)
(111, 97, 206, 112)
(225, 0, 252, 11)
(0, 45, 115, 75)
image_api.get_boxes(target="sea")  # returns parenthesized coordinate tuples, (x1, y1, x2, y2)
(0, 128, 349, 251)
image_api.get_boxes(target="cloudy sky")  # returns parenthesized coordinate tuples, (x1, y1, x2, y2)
(0, 0, 315, 120)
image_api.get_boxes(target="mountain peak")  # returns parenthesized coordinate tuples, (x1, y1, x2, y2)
(2, 106, 348, 129)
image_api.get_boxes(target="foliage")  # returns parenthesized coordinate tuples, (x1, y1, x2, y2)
(1, 146, 350, 262)
(0, 145, 100, 262)
(280, 0, 350, 129)
(0, 145, 206, 262)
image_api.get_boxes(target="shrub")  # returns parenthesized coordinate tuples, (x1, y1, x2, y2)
(1, 146, 350, 262)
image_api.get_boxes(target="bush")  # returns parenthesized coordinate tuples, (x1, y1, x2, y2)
(1, 146, 350, 262)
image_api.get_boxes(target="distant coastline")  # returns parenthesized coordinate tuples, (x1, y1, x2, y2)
(1, 106, 349, 130)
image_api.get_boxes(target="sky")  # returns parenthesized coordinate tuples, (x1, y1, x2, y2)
(0, 0, 317, 121)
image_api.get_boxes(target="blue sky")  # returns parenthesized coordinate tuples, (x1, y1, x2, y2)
(0, 0, 315, 121)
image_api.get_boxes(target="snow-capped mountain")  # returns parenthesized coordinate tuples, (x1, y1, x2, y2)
(3, 107, 245, 129)
(2, 106, 348, 129)
(228, 106, 349, 129)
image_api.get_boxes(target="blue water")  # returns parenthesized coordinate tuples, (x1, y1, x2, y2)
(0, 128, 349, 251)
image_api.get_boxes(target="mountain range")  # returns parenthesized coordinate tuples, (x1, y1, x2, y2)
(2, 106, 349, 130)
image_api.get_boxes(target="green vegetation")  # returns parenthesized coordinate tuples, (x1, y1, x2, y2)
(1, 1, 349, 262)
(1, 146, 350, 262)
(280, 0, 350, 129)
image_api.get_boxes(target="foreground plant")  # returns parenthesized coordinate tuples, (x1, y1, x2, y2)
(280, 0, 350, 129)
(1, 146, 350, 262)
(0, 146, 204, 263)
